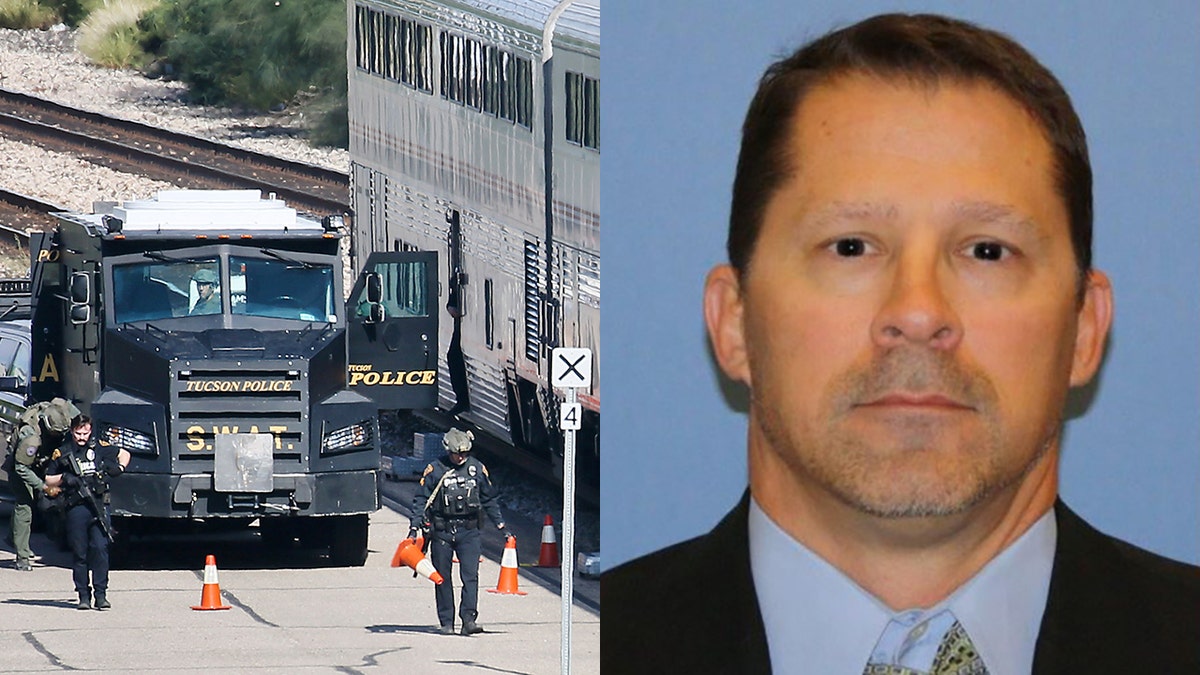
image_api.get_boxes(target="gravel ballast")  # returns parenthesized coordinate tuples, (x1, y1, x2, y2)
(0, 26, 349, 212)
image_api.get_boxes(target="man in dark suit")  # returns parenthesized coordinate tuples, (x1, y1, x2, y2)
(603, 13, 1200, 673)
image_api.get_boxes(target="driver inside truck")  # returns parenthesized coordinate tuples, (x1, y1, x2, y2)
(189, 268, 221, 316)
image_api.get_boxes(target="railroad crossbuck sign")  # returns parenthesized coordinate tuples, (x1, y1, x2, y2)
(551, 347, 592, 389)
(550, 346, 592, 675)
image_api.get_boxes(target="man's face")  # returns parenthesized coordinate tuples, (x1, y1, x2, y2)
(705, 75, 1111, 519)
(449, 450, 469, 466)
(72, 423, 91, 446)
(197, 281, 216, 301)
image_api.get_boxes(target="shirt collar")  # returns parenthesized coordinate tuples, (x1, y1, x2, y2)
(749, 497, 1055, 675)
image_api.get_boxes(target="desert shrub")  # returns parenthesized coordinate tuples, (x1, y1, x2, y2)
(0, 0, 58, 29)
(139, 0, 345, 109)
(78, 0, 159, 68)
(137, 0, 348, 148)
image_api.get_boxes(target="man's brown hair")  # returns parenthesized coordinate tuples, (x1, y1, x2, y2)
(728, 13, 1091, 288)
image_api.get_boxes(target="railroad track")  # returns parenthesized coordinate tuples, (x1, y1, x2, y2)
(0, 87, 350, 216)
(0, 188, 60, 245)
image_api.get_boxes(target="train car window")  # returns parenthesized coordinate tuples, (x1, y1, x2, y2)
(566, 71, 600, 150)
(419, 24, 433, 91)
(584, 76, 599, 148)
(401, 19, 433, 92)
(440, 30, 531, 128)
(515, 56, 533, 128)
(400, 17, 415, 85)
(384, 13, 399, 81)
(440, 32, 462, 104)
(500, 51, 514, 121)
(566, 72, 580, 144)
(465, 38, 483, 110)
(355, 5, 369, 72)
(484, 45, 501, 115)
(355, 5, 433, 94)
(370, 10, 384, 75)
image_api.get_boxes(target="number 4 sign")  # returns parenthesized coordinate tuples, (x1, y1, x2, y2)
(560, 402, 582, 430)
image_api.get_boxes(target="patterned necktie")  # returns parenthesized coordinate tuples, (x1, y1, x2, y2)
(863, 621, 989, 675)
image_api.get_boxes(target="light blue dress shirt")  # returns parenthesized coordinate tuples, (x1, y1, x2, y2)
(749, 497, 1055, 674)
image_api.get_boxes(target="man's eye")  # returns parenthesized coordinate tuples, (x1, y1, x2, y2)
(832, 238, 867, 257)
(971, 242, 1007, 261)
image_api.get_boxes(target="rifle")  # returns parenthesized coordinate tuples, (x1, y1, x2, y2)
(67, 452, 114, 543)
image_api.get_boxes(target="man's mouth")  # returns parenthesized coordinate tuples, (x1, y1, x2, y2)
(856, 392, 974, 411)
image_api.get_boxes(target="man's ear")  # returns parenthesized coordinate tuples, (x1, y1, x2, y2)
(1069, 269, 1113, 387)
(704, 264, 752, 386)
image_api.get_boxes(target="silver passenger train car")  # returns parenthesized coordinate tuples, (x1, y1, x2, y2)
(346, 0, 599, 480)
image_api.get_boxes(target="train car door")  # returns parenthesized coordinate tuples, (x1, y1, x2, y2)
(346, 251, 439, 409)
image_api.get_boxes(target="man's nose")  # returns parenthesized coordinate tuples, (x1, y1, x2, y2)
(870, 252, 962, 351)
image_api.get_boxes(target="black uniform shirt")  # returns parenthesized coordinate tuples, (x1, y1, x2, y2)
(45, 437, 123, 499)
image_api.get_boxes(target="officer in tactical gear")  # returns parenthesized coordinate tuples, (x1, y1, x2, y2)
(410, 428, 507, 635)
(4, 397, 79, 570)
(45, 414, 129, 610)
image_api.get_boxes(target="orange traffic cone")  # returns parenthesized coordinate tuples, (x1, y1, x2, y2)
(487, 535, 527, 595)
(391, 535, 424, 567)
(537, 515, 560, 567)
(396, 537, 444, 585)
(191, 555, 231, 610)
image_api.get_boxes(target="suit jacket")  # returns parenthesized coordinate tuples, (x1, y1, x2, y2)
(602, 493, 1200, 673)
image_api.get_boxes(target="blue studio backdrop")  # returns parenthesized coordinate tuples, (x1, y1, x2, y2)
(602, 1, 1200, 568)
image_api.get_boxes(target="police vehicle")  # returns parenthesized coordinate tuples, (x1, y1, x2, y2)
(17, 189, 437, 565)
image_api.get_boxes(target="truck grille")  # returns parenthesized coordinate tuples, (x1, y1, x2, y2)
(173, 366, 308, 468)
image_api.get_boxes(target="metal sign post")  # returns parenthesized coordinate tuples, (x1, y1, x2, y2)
(551, 347, 591, 675)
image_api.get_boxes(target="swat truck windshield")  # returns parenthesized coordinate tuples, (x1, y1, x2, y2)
(28, 190, 437, 565)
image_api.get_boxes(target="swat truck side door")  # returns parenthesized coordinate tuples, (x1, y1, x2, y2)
(346, 252, 438, 409)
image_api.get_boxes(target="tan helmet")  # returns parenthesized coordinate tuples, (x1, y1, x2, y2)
(442, 428, 474, 454)
(41, 398, 78, 433)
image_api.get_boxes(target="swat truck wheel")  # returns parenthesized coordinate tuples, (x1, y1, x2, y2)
(329, 514, 369, 566)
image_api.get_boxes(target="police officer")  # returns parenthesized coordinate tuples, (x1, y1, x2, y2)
(45, 414, 129, 610)
(410, 428, 507, 635)
(189, 268, 221, 315)
(4, 397, 78, 571)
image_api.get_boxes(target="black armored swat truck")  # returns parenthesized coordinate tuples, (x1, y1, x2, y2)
(23, 190, 437, 565)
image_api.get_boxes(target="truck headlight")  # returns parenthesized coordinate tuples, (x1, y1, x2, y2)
(322, 421, 373, 453)
(103, 424, 157, 456)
